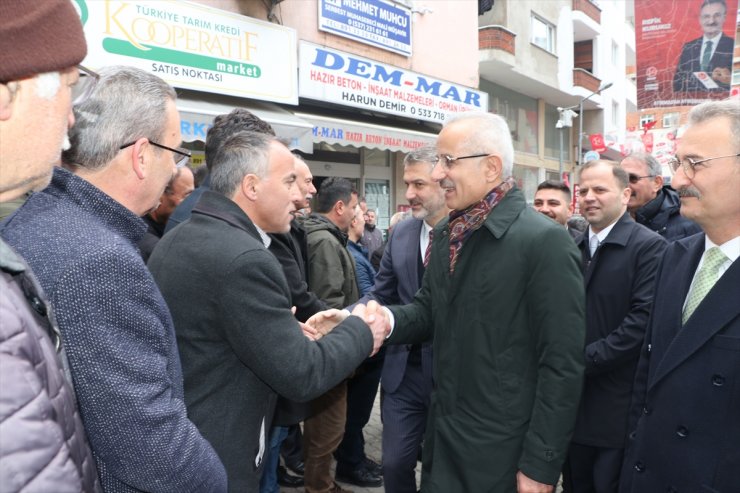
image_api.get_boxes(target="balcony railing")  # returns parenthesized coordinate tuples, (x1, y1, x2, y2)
(479, 25, 516, 55)
(573, 68, 601, 92)
(572, 0, 601, 23)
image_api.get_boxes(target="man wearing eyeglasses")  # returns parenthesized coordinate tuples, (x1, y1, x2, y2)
(620, 100, 740, 492)
(1, 66, 227, 492)
(0, 1, 100, 490)
(360, 112, 586, 492)
(620, 152, 701, 241)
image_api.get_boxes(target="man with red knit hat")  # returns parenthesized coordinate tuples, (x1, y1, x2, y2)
(0, 0, 100, 490)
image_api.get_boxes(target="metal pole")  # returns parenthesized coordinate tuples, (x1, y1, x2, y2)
(559, 126, 564, 177)
(577, 99, 584, 166)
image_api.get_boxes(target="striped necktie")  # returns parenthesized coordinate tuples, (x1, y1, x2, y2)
(683, 246, 727, 324)
(423, 229, 434, 267)
(701, 40, 713, 72)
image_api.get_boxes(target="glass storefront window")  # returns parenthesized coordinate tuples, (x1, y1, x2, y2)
(364, 180, 391, 234)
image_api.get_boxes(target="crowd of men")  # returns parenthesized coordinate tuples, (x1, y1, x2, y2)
(1, 2, 738, 493)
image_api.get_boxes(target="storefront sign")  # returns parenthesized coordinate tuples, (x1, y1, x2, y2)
(299, 42, 488, 124)
(73, 0, 298, 104)
(318, 0, 412, 56)
(296, 113, 436, 153)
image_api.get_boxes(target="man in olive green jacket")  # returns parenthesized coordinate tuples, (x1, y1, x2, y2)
(385, 112, 586, 493)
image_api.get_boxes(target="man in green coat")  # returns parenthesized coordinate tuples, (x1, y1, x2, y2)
(383, 112, 586, 492)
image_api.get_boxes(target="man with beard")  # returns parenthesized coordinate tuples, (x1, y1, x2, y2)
(358, 146, 448, 493)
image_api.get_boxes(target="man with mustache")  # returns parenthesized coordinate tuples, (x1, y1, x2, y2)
(619, 153, 700, 241)
(672, 0, 734, 92)
(371, 112, 587, 492)
(563, 160, 666, 493)
(620, 99, 740, 492)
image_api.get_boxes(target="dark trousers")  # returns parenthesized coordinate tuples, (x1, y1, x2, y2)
(381, 357, 431, 493)
(562, 442, 623, 493)
(335, 355, 384, 473)
(281, 424, 304, 469)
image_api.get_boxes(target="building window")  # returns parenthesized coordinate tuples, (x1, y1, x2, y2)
(531, 14, 555, 53)
(662, 112, 680, 128)
(483, 80, 539, 155)
(639, 114, 655, 129)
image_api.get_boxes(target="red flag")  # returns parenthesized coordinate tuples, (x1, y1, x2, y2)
(642, 120, 657, 134)
(589, 134, 607, 153)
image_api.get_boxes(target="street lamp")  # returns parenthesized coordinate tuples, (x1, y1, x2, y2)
(556, 107, 578, 177)
(576, 81, 613, 166)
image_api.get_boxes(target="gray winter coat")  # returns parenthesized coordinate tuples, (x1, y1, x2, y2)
(0, 239, 100, 493)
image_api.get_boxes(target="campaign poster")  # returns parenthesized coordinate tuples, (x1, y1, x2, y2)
(635, 0, 738, 109)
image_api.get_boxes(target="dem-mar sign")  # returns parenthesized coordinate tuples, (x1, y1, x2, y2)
(73, 0, 298, 104)
(318, 0, 412, 56)
(299, 42, 488, 124)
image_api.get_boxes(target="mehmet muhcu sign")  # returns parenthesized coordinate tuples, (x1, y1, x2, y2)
(72, 0, 298, 104)
(299, 42, 488, 124)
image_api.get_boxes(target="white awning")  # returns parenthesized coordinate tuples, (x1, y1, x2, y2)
(176, 93, 314, 152)
(294, 113, 437, 154)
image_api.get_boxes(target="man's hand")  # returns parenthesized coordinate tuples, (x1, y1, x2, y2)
(353, 300, 390, 356)
(298, 321, 320, 340)
(305, 309, 349, 337)
(711, 66, 731, 86)
(516, 471, 553, 493)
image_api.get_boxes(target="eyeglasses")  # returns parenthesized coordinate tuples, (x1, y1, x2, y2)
(433, 153, 492, 170)
(72, 65, 99, 106)
(119, 140, 191, 168)
(668, 153, 740, 179)
(628, 174, 655, 184)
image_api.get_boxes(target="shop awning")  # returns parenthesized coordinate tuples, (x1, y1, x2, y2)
(176, 93, 314, 152)
(294, 113, 437, 154)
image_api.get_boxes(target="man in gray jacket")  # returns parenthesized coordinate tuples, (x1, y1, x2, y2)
(149, 133, 385, 493)
(0, 1, 99, 490)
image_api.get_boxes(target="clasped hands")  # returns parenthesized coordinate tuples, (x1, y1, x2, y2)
(301, 301, 390, 355)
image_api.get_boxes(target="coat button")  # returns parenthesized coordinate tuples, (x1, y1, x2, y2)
(712, 374, 725, 386)
(544, 450, 554, 461)
(667, 487, 678, 493)
(628, 431, 637, 440)
(676, 426, 689, 438)
(642, 406, 651, 415)
(634, 461, 645, 472)
(29, 296, 47, 317)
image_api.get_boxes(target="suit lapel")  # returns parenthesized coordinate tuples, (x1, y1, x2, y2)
(650, 236, 740, 389)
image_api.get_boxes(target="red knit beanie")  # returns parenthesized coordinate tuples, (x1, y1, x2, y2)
(0, 0, 87, 82)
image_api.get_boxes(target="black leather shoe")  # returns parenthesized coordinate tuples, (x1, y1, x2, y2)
(362, 457, 383, 476)
(285, 460, 304, 475)
(336, 467, 383, 488)
(277, 465, 304, 487)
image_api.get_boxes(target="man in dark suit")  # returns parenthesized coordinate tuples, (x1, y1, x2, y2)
(673, 0, 733, 92)
(620, 100, 740, 492)
(357, 146, 447, 493)
(562, 160, 666, 493)
(148, 131, 386, 493)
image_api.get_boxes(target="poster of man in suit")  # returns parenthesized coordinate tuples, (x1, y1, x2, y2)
(635, 0, 738, 108)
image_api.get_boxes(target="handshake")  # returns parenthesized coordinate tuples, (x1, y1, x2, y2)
(299, 301, 391, 356)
